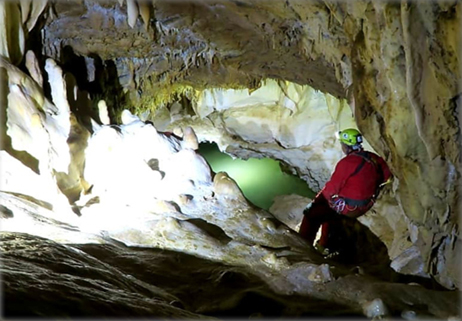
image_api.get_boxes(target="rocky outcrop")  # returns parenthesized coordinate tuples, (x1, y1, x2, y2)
(0, 0, 460, 294)
(2, 232, 211, 318)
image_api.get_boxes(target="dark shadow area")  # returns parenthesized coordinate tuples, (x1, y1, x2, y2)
(2, 232, 363, 318)
(71, 242, 364, 318)
(323, 216, 449, 291)
(59, 45, 129, 125)
(186, 218, 233, 245)
(20, 11, 52, 100)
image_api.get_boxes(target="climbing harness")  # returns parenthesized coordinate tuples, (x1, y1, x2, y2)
(332, 197, 346, 213)
(330, 151, 385, 214)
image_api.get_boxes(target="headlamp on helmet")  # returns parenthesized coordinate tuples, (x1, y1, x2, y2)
(337, 128, 363, 146)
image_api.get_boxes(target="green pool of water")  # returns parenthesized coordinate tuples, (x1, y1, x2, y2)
(198, 142, 315, 210)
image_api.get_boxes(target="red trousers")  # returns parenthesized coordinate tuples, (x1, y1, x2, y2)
(299, 194, 339, 247)
(299, 193, 370, 248)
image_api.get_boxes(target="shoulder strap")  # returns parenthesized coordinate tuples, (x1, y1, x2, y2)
(353, 151, 373, 163)
(350, 151, 383, 181)
(349, 151, 371, 177)
(350, 158, 366, 177)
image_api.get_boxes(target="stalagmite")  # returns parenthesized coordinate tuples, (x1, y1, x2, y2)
(213, 172, 245, 199)
(97, 100, 110, 125)
(7, 84, 47, 160)
(44, 58, 71, 120)
(25, 50, 43, 87)
(121, 109, 140, 125)
(4, 58, 71, 176)
(363, 298, 389, 319)
(172, 127, 183, 138)
(182, 126, 199, 150)
(0, 56, 48, 113)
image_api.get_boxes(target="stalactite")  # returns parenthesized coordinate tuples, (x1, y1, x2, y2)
(126, 0, 139, 28)
(0, 1, 25, 65)
(20, 0, 32, 24)
(138, 1, 151, 30)
(26, 0, 47, 32)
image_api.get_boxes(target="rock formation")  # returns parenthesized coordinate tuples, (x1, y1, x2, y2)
(0, 0, 460, 318)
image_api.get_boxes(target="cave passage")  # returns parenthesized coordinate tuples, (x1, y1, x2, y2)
(198, 142, 315, 210)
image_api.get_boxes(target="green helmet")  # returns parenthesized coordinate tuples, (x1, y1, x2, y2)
(337, 128, 363, 146)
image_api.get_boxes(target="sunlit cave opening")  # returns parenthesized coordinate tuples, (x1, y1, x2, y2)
(198, 142, 315, 210)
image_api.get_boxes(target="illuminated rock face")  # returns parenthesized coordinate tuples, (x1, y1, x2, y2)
(163, 80, 361, 192)
(0, 0, 460, 313)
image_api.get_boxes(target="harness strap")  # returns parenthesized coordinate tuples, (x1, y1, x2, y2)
(350, 158, 366, 177)
(352, 151, 384, 184)
(343, 197, 373, 207)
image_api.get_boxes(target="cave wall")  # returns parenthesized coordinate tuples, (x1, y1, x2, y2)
(1, 0, 460, 289)
(339, 2, 461, 289)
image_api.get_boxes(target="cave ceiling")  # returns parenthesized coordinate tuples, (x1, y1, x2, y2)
(40, 0, 347, 106)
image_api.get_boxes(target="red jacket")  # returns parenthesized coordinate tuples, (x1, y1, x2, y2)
(321, 149, 392, 202)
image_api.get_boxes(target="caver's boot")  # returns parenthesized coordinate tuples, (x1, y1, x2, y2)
(314, 240, 340, 258)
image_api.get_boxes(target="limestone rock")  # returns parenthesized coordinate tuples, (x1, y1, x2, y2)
(269, 194, 311, 231)
(213, 172, 244, 199)
(0, 2, 25, 65)
(25, 50, 43, 86)
(126, 0, 138, 28)
(362, 298, 389, 319)
(97, 100, 110, 125)
(307, 264, 333, 283)
(182, 126, 199, 150)
(1, 0, 461, 304)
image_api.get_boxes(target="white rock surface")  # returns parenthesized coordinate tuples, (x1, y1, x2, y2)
(25, 50, 43, 86)
(363, 298, 389, 319)
(0, 57, 74, 213)
(171, 79, 373, 192)
(269, 194, 311, 231)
